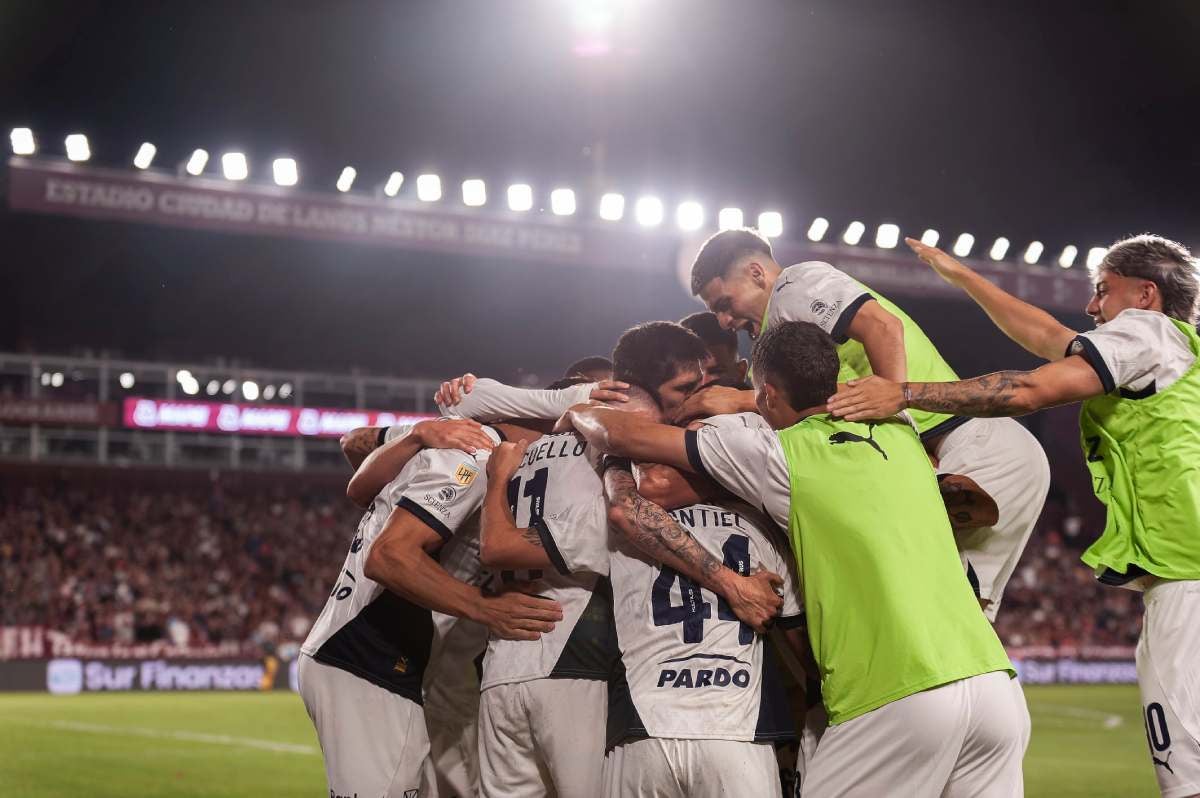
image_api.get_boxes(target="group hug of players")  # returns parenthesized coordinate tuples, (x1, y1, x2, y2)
(297, 229, 1200, 798)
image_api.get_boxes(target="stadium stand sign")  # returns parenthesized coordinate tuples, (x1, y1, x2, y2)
(0, 657, 292, 693)
(0, 398, 117, 427)
(122, 397, 433, 437)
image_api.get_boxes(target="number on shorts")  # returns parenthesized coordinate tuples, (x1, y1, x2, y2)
(1145, 702, 1171, 752)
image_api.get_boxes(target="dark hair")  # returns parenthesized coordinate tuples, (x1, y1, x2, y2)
(562, 355, 613, 379)
(679, 311, 738, 354)
(545, 375, 592, 391)
(751, 321, 839, 411)
(611, 321, 709, 402)
(689, 228, 774, 296)
(1094, 234, 1200, 324)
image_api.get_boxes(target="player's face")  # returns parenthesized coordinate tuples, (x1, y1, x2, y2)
(751, 371, 785, 430)
(698, 266, 770, 338)
(703, 345, 749, 388)
(656, 360, 713, 414)
(1085, 272, 1157, 325)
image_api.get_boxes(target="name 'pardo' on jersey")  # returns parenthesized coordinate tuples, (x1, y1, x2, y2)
(608, 501, 802, 744)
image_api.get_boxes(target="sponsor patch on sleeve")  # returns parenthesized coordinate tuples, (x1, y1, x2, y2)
(454, 463, 479, 487)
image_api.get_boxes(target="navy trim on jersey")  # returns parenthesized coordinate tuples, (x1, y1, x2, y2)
(1098, 563, 1151, 587)
(776, 613, 807, 631)
(606, 648, 649, 749)
(684, 429, 711, 480)
(1120, 380, 1157, 400)
(396, 496, 454, 541)
(753, 637, 799, 742)
(493, 426, 508, 442)
(918, 414, 971, 443)
(830, 293, 872, 344)
(531, 516, 572, 576)
(549, 577, 619, 682)
(1068, 335, 1116, 394)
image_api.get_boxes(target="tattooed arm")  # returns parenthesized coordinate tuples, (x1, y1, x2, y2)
(479, 441, 553, 571)
(604, 466, 783, 633)
(341, 426, 392, 470)
(827, 356, 1105, 421)
(938, 474, 1000, 531)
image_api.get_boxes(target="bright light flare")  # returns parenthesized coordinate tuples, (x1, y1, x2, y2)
(1023, 241, 1044, 265)
(462, 179, 487, 207)
(384, 172, 404, 197)
(842, 221, 866, 246)
(1058, 245, 1078, 269)
(336, 167, 356, 193)
(718, 208, 743, 231)
(952, 233, 975, 258)
(920, 229, 940, 247)
(551, 188, 576, 216)
(635, 196, 664, 227)
(758, 211, 783, 239)
(416, 174, 442, 201)
(185, 149, 209, 176)
(10, 127, 35, 155)
(876, 224, 900, 249)
(242, 381, 260, 401)
(989, 237, 1010, 261)
(508, 184, 533, 211)
(134, 142, 156, 169)
(118, 372, 135, 389)
(272, 158, 298, 187)
(65, 134, 90, 162)
(676, 201, 704, 231)
(1086, 247, 1108, 270)
(807, 217, 829, 242)
(222, 152, 248, 181)
(599, 192, 624, 221)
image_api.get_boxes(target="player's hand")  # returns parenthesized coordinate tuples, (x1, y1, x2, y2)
(434, 373, 477, 407)
(726, 569, 784, 633)
(412, 418, 496, 455)
(825, 376, 905, 421)
(904, 238, 972, 287)
(590, 379, 630, 405)
(479, 581, 563, 641)
(551, 402, 595, 434)
(486, 440, 529, 483)
(671, 385, 754, 424)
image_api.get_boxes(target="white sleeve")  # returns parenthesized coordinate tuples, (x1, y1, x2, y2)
(771, 262, 873, 342)
(393, 442, 495, 541)
(684, 423, 772, 511)
(438, 377, 595, 421)
(383, 423, 415, 443)
(534, 495, 611, 577)
(1067, 309, 1192, 394)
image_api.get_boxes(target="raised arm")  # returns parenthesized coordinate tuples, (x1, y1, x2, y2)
(906, 238, 1078, 361)
(562, 404, 693, 470)
(479, 441, 554, 571)
(436, 375, 629, 422)
(340, 425, 409, 470)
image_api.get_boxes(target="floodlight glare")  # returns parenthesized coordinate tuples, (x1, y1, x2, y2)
(508, 184, 533, 211)
(550, 188, 576, 216)
(842, 221, 866, 246)
(119, 372, 135, 390)
(1023, 241, 1044, 265)
(952, 233, 975, 258)
(273, 158, 298, 187)
(598, 192, 625, 221)
(1058, 245, 1078, 269)
(176, 369, 193, 384)
(920, 229, 940, 247)
(10, 127, 35, 155)
(263, 385, 276, 401)
(185, 149, 209, 176)
(206, 380, 220, 396)
(718, 207, 743, 231)
(416, 174, 442, 202)
(222, 152, 248, 181)
(133, 142, 156, 169)
(51, 372, 65, 388)
(384, 172, 404, 197)
(635, 196, 664, 227)
(336, 166, 356, 193)
(758, 211, 783, 239)
(676, 201, 704, 231)
(989, 237, 1010, 261)
(65, 134, 91, 162)
(279, 383, 293, 399)
(876, 223, 901, 249)
(222, 379, 237, 395)
(1086, 247, 1108, 270)
(242, 381, 260, 401)
(462, 179, 487, 207)
(181, 377, 199, 396)
(807, 217, 829, 242)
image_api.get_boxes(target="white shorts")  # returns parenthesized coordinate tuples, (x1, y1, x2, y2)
(803, 671, 1029, 798)
(478, 678, 607, 798)
(1137, 579, 1200, 798)
(298, 654, 435, 798)
(602, 736, 780, 798)
(934, 417, 1050, 621)
(424, 613, 487, 798)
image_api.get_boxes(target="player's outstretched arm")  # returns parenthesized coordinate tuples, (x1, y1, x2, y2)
(365, 505, 563, 641)
(845, 299, 907, 382)
(346, 419, 496, 508)
(561, 404, 693, 471)
(604, 465, 782, 633)
(826, 356, 1106, 420)
(906, 237, 1078, 361)
(435, 375, 629, 421)
(479, 441, 555, 571)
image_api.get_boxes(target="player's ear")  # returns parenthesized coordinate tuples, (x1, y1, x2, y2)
(746, 260, 767, 288)
(1138, 279, 1160, 311)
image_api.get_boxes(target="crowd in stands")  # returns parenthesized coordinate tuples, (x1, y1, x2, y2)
(0, 468, 1142, 655)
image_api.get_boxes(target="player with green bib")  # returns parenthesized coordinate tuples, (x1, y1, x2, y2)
(829, 233, 1200, 798)
(563, 321, 1028, 796)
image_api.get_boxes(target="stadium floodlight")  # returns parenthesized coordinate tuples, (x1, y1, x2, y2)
(336, 166, 356, 193)
(133, 142, 156, 170)
(416, 174, 442, 202)
(842, 221, 866, 246)
(50, 372, 64, 388)
(263, 385, 276, 401)
(273, 158, 298, 187)
(221, 379, 236, 395)
(40, 372, 51, 387)
(383, 171, 404, 197)
(65, 134, 90, 162)
(718, 207, 743, 231)
(952, 233, 975, 258)
(1023, 241, 1044, 265)
(807, 217, 829, 242)
(1058, 245, 1078, 269)
(599, 192, 625, 221)
(279, 382, 293, 399)
(119, 372, 135, 390)
(920, 228, 940, 247)
(635, 196, 664, 227)
(508, 183, 533, 212)
(551, 188, 577, 216)
(676, 201, 704, 231)
(242, 381, 260, 401)
(758, 211, 783, 239)
(185, 149, 209, 176)
(1086, 247, 1108, 270)
(876, 223, 901, 249)
(462, 179, 487, 207)
(10, 127, 35, 155)
(176, 369, 193, 384)
(989, 237, 1010, 261)
(222, 152, 248, 181)
(206, 379, 220, 396)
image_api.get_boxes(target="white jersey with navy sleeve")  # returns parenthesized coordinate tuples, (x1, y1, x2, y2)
(1068, 308, 1196, 396)
(607, 500, 802, 744)
(766, 261, 874, 342)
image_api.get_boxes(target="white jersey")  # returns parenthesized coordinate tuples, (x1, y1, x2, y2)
(607, 501, 802, 744)
(301, 431, 499, 702)
(1068, 308, 1196, 396)
(480, 432, 615, 690)
(766, 261, 872, 344)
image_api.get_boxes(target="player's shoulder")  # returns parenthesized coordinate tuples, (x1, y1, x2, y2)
(1075, 309, 1191, 356)
(775, 261, 840, 294)
(699, 411, 772, 433)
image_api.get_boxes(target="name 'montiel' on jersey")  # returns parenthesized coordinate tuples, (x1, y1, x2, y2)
(301, 430, 499, 702)
(607, 501, 802, 745)
(479, 432, 617, 690)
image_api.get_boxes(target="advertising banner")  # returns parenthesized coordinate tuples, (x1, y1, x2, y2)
(0, 657, 296, 693)
(0, 399, 117, 427)
(122, 397, 433, 437)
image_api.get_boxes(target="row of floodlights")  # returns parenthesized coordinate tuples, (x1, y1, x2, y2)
(10, 128, 1105, 266)
(175, 370, 294, 401)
